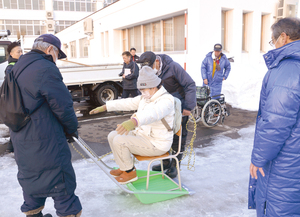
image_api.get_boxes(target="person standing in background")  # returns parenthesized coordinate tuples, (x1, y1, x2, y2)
(130, 48, 139, 62)
(119, 51, 139, 98)
(4, 41, 23, 154)
(201, 44, 231, 98)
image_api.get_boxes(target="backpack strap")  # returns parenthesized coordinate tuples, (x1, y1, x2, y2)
(161, 118, 172, 132)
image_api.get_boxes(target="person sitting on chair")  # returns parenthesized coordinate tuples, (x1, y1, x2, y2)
(89, 66, 175, 184)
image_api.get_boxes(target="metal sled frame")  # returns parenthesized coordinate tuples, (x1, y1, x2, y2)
(73, 137, 194, 203)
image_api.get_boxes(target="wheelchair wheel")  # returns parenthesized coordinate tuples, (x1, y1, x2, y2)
(190, 105, 202, 123)
(201, 99, 222, 127)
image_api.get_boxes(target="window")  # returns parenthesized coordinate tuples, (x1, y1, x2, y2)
(123, 14, 186, 53)
(144, 24, 151, 51)
(70, 41, 77, 58)
(53, 0, 97, 12)
(1, 20, 46, 36)
(174, 15, 185, 51)
(163, 19, 173, 51)
(79, 37, 88, 58)
(261, 14, 270, 53)
(242, 12, 253, 52)
(105, 31, 109, 57)
(55, 20, 75, 33)
(221, 10, 228, 51)
(122, 29, 128, 52)
(286, 4, 296, 17)
(152, 21, 161, 52)
(128, 26, 141, 52)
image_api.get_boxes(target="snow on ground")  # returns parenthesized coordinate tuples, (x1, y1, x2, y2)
(0, 125, 256, 217)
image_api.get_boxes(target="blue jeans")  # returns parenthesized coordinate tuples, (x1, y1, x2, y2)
(21, 191, 82, 216)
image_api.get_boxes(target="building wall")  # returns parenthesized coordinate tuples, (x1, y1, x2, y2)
(0, 0, 99, 50)
(56, 0, 278, 84)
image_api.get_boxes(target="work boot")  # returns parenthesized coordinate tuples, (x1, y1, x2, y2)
(115, 168, 138, 184)
(110, 168, 123, 177)
(26, 212, 52, 217)
(152, 159, 172, 171)
(165, 154, 183, 179)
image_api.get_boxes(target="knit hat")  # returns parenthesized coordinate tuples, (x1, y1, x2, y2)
(7, 41, 21, 54)
(137, 66, 161, 89)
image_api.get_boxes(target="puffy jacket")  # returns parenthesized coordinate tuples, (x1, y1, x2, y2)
(201, 52, 231, 97)
(10, 49, 78, 198)
(251, 40, 300, 216)
(4, 55, 18, 76)
(120, 61, 139, 90)
(106, 86, 174, 152)
(157, 54, 196, 111)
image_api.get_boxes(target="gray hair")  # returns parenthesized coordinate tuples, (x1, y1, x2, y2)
(271, 17, 300, 40)
(32, 41, 58, 53)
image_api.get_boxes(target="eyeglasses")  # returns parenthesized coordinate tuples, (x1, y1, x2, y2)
(269, 35, 281, 48)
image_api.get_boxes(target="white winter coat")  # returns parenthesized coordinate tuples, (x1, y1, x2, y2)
(106, 86, 175, 152)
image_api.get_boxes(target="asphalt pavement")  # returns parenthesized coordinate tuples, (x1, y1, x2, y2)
(0, 101, 258, 160)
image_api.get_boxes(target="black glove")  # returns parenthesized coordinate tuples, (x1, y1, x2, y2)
(66, 131, 78, 143)
(119, 71, 124, 76)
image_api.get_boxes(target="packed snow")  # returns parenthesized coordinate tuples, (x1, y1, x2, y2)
(0, 54, 269, 216)
(0, 125, 256, 217)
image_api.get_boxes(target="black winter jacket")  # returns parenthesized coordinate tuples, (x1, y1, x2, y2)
(157, 54, 196, 111)
(4, 55, 18, 75)
(10, 49, 78, 197)
(119, 60, 139, 90)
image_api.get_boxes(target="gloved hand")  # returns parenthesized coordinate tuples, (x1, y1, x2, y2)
(89, 105, 106, 115)
(66, 131, 78, 143)
(116, 119, 137, 135)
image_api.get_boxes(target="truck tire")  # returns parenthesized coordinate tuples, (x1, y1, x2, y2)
(94, 84, 118, 106)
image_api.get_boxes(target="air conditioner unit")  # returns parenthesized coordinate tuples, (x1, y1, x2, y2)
(83, 18, 93, 34)
(47, 20, 55, 31)
(46, 11, 53, 19)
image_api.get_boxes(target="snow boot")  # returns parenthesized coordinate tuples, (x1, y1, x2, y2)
(59, 210, 82, 217)
(115, 168, 138, 184)
(110, 168, 123, 177)
(152, 159, 172, 171)
(165, 154, 182, 179)
(26, 212, 52, 217)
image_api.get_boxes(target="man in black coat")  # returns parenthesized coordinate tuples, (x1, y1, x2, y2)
(137, 51, 196, 178)
(119, 51, 139, 98)
(10, 34, 82, 217)
(130, 47, 139, 62)
(4, 41, 23, 153)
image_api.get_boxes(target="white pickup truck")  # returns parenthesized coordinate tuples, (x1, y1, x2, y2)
(60, 64, 123, 105)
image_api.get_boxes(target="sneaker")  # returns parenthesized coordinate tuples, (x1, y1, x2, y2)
(110, 168, 123, 177)
(115, 169, 138, 184)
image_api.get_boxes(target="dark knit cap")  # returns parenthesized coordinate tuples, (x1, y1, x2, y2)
(7, 41, 21, 54)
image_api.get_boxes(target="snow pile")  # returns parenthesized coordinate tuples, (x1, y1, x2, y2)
(0, 125, 256, 217)
(222, 61, 267, 111)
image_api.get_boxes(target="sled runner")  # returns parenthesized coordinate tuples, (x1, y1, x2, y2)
(73, 129, 194, 204)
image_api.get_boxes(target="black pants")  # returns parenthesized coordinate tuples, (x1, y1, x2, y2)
(122, 89, 139, 98)
(171, 116, 189, 157)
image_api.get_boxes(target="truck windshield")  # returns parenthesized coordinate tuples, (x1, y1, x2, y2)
(0, 45, 8, 64)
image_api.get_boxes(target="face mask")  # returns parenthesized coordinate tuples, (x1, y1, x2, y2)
(141, 90, 152, 100)
(153, 62, 158, 74)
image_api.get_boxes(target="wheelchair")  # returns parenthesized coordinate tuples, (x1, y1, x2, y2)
(191, 86, 230, 127)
